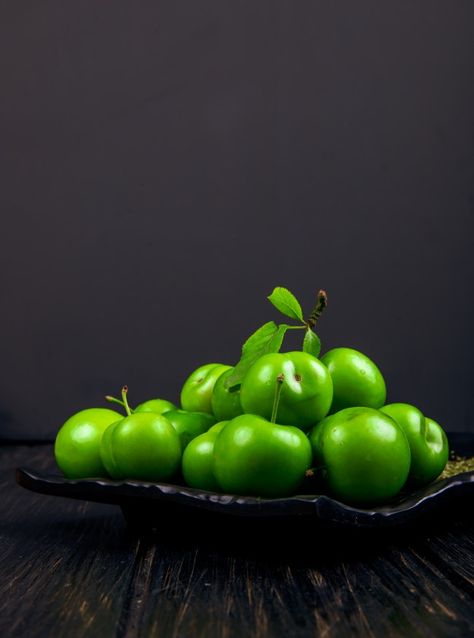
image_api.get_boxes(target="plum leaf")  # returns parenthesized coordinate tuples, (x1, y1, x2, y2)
(267, 287, 304, 322)
(224, 322, 288, 390)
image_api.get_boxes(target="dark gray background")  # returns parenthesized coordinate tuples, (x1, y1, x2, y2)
(1, 2, 473, 440)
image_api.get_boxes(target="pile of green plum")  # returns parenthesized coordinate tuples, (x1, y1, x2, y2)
(54, 287, 449, 505)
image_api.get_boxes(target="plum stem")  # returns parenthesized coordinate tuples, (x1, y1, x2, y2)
(105, 395, 126, 409)
(121, 386, 132, 416)
(270, 374, 285, 424)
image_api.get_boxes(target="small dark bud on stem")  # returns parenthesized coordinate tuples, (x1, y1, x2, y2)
(306, 289, 328, 329)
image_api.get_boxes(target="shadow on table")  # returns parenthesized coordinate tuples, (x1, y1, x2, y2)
(119, 497, 473, 567)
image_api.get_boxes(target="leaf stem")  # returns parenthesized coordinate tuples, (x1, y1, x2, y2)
(306, 290, 328, 329)
(270, 374, 285, 424)
(121, 386, 132, 416)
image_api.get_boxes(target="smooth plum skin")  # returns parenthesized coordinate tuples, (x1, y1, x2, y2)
(309, 407, 411, 505)
(134, 398, 176, 415)
(213, 414, 313, 497)
(321, 348, 386, 414)
(211, 368, 243, 421)
(240, 352, 333, 429)
(100, 413, 182, 481)
(163, 409, 216, 450)
(308, 414, 335, 468)
(100, 420, 121, 477)
(181, 421, 228, 491)
(424, 417, 450, 477)
(380, 403, 449, 485)
(180, 363, 231, 414)
(54, 408, 123, 479)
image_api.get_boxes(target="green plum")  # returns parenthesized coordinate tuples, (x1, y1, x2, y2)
(211, 368, 243, 421)
(240, 352, 333, 429)
(134, 398, 176, 414)
(308, 407, 411, 504)
(99, 387, 182, 481)
(100, 414, 181, 481)
(321, 347, 386, 413)
(180, 363, 231, 414)
(181, 421, 228, 491)
(380, 403, 449, 485)
(213, 414, 313, 497)
(55, 408, 123, 479)
(100, 420, 120, 478)
(163, 409, 216, 450)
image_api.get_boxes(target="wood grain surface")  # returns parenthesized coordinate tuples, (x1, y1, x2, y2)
(1, 445, 473, 638)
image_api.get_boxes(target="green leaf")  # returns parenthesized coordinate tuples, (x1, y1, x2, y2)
(268, 324, 288, 353)
(303, 328, 321, 358)
(267, 287, 304, 322)
(225, 322, 288, 389)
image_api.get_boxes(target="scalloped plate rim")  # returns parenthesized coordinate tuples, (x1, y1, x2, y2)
(16, 466, 474, 527)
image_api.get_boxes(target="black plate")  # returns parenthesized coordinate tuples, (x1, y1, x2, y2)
(16, 433, 474, 531)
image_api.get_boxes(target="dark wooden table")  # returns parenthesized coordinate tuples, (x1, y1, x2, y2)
(1, 444, 473, 638)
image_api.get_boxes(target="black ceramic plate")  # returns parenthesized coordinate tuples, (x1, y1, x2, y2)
(16, 433, 474, 530)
